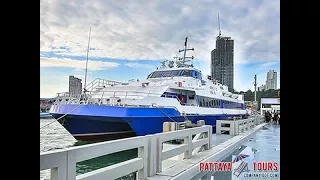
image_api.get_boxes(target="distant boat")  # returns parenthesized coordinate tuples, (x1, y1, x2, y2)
(40, 112, 52, 118)
(40, 109, 52, 119)
(40, 98, 55, 119)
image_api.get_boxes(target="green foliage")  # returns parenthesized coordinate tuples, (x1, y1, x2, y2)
(244, 89, 280, 109)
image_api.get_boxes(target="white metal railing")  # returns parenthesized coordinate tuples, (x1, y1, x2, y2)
(254, 115, 265, 125)
(216, 115, 263, 136)
(40, 136, 148, 180)
(84, 78, 123, 92)
(54, 90, 192, 107)
(40, 125, 212, 180)
(149, 125, 212, 174)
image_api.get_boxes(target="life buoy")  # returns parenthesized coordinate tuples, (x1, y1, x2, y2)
(178, 82, 182, 87)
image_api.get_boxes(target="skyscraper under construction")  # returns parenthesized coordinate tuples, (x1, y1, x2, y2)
(210, 14, 234, 91)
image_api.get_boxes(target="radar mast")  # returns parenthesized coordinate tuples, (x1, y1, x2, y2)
(176, 37, 194, 68)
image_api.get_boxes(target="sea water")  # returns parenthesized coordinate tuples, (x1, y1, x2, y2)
(40, 118, 137, 180)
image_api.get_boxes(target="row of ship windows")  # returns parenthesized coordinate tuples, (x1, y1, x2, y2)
(197, 96, 243, 109)
(147, 70, 203, 79)
(161, 92, 244, 110)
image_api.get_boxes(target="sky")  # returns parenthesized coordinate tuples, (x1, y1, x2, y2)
(40, 0, 280, 98)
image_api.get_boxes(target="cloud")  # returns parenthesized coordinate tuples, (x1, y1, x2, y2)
(259, 62, 278, 68)
(125, 62, 155, 69)
(40, 0, 280, 92)
(40, 0, 279, 65)
(40, 57, 120, 70)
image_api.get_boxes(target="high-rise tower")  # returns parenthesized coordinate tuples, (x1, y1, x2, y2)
(210, 14, 234, 91)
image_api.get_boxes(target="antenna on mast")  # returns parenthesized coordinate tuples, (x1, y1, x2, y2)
(254, 75, 257, 101)
(84, 26, 91, 93)
(177, 37, 194, 68)
(218, 13, 221, 37)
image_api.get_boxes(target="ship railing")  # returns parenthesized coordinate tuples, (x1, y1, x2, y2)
(40, 125, 212, 180)
(84, 78, 123, 92)
(54, 92, 78, 105)
(54, 90, 194, 107)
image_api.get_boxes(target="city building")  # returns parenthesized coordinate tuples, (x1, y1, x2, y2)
(211, 35, 234, 91)
(265, 70, 277, 90)
(260, 98, 280, 115)
(258, 84, 265, 91)
(69, 75, 82, 98)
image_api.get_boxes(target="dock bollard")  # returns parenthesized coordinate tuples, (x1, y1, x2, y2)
(197, 120, 205, 126)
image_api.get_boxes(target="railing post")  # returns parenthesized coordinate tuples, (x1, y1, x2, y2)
(50, 167, 59, 180)
(147, 134, 158, 177)
(156, 136, 162, 173)
(184, 133, 192, 159)
(209, 125, 213, 149)
(245, 119, 249, 131)
(230, 121, 235, 136)
(216, 120, 221, 135)
(47, 152, 68, 180)
(67, 151, 76, 180)
(137, 138, 148, 180)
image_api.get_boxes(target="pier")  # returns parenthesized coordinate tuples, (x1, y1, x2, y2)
(40, 115, 269, 180)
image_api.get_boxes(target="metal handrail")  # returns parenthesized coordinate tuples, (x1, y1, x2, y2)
(84, 78, 123, 92)
(55, 89, 190, 107)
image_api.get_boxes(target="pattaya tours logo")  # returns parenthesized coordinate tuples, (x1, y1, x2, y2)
(199, 153, 279, 178)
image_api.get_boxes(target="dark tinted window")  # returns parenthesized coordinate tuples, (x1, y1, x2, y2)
(150, 71, 162, 78)
(147, 73, 153, 79)
(162, 71, 171, 77)
(181, 70, 192, 76)
(170, 70, 180, 77)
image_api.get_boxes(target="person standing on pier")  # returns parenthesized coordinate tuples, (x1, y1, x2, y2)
(265, 111, 270, 122)
(273, 112, 278, 124)
(264, 111, 268, 122)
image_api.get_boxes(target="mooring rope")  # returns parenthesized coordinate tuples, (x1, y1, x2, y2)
(40, 104, 82, 129)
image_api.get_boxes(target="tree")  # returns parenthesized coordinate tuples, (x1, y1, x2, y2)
(244, 90, 253, 101)
(243, 89, 280, 110)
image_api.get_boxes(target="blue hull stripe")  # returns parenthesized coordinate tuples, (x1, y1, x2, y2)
(50, 104, 246, 137)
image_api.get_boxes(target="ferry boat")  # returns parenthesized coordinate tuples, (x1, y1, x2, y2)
(49, 37, 247, 141)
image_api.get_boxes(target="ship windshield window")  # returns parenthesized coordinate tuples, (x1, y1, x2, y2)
(147, 73, 153, 79)
(195, 71, 202, 79)
(150, 71, 162, 78)
(181, 70, 192, 77)
(162, 71, 171, 77)
(170, 70, 180, 77)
